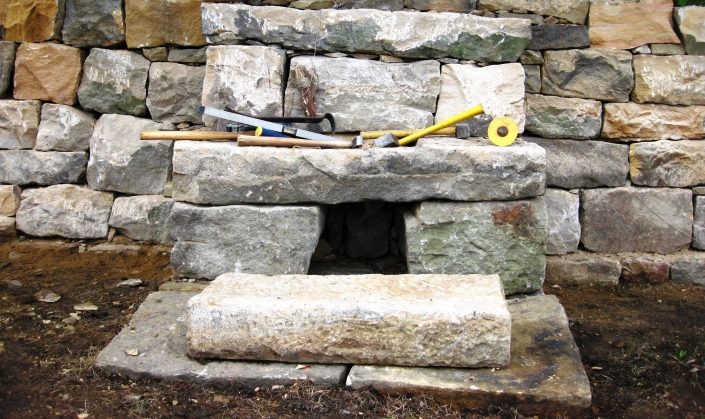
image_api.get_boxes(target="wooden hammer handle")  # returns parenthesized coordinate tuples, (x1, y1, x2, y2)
(140, 130, 244, 141)
(237, 135, 352, 149)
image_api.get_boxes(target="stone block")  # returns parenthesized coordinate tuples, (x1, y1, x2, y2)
(676, 6, 705, 56)
(603, 103, 705, 140)
(523, 65, 540, 94)
(202, 4, 531, 62)
(0, 184, 20, 216)
(526, 138, 628, 189)
(172, 138, 546, 205)
(544, 188, 579, 255)
(62, 0, 125, 47)
(436, 63, 525, 132)
(109, 195, 174, 244)
(630, 140, 705, 187)
(188, 273, 510, 367)
(478, 0, 588, 24)
(170, 203, 324, 279)
(520, 50, 543, 65)
(542, 49, 633, 102)
(525, 94, 601, 140)
(620, 255, 670, 283)
(0, 42, 16, 98)
(632, 55, 705, 105)
(589, 1, 680, 49)
(77, 49, 150, 116)
(695, 196, 705, 250)
(403, 0, 476, 12)
(3, 0, 64, 42)
(497, 11, 543, 25)
(671, 252, 705, 285)
(528, 24, 589, 50)
(546, 252, 621, 285)
(167, 47, 207, 64)
(16, 185, 113, 239)
(147, 62, 204, 124)
(142, 47, 168, 62)
(13, 43, 82, 105)
(580, 187, 692, 254)
(35, 104, 95, 151)
(650, 44, 685, 55)
(403, 199, 546, 295)
(285, 57, 439, 132)
(125, 0, 205, 48)
(0, 150, 86, 185)
(0, 215, 15, 241)
(0, 99, 40, 149)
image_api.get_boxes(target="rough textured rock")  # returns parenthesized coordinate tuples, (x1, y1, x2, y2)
(77, 49, 150, 116)
(650, 43, 685, 55)
(202, 46, 285, 123)
(525, 94, 601, 140)
(436, 63, 524, 131)
(544, 189, 579, 255)
(632, 55, 705, 105)
(172, 138, 546, 205)
(170, 203, 323, 279)
(620, 255, 670, 283)
(580, 187, 692, 254)
(478, 0, 588, 23)
(142, 47, 168, 62)
(0, 99, 40, 149)
(403, 0, 476, 12)
(676, 6, 705, 55)
(109, 196, 173, 244)
(520, 50, 543, 65)
(602, 103, 705, 140)
(35, 104, 95, 151)
(3, 0, 64, 42)
(125, 0, 205, 48)
(0, 42, 16, 98)
(670, 253, 705, 285)
(95, 291, 349, 387)
(13, 43, 82, 105)
(344, 202, 392, 259)
(528, 24, 589, 50)
(545, 252, 621, 285)
(147, 62, 204, 124)
(87, 114, 173, 195)
(188, 273, 510, 367)
(16, 185, 113, 239)
(542, 49, 633, 102)
(0, 150, 87, 185)
(526, 138, 628, 188)
(695, 197, 705, 250)
(630, 140, 705, 187)
(0, 184, 20, 216)
(403, 199, 546, 295)
(202, 4, 532, 62)
(167, 47, 207, 64)
(347, 295, 591, 416)
(523, 65, 541, 94)
(0, 215, 15, 241)
(589, 1, 680, 49)
(62, 0, 125, 47)
(285, 57, 439, 132)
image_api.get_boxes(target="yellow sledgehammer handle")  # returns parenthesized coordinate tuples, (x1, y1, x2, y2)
(397, 104, 485, 146)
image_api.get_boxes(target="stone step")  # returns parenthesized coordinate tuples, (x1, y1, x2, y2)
(187, 273, 511, 368)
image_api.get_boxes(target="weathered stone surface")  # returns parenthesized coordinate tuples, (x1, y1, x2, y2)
(3, 0, 64, 42)
(87, 114, 173, 195)
(525, 94, 601, 140)
(142, 47, 167, 62)
(544, 189, 579, 255)
(546, 252, 621, 285)
(403, 0, 476, 12)
(125, 0, 205, 48)
(580, 187, 692, 254)
(0, 185, 20, 216)
(0, 99, 40, 149)
(202, 4, 532, 62)
(77, 49, 150, 116)
(0, 150, 86, 185)
(630, 140, 705, 187)
(403, 199, 546, 295)
(520, 49, 542, 65)
(188, 273, 510, 367)
(523, 65, 541, 93)
(676, 6, 705, 56)
(632, 55, 705, 105)
(0, 42, 16, 98)
(589, 1, 680, 49)
(0, 215, 15, 241)
(344, 202, 392, 259)
(109, 196, 173, 244)
(147, 62, 204, 124)
(436, 63, 524, 131)
(202, 46, 285, 124)
(620, 255, 670, 283)
(602, 103, 705, 140)
(347, 295, 591, 416)
(479, 0, 588, 23)
(16, 185, 113, 239)
(526, 138, 628, 188)
(528, 24, 589, 50)
(285, 57, 439, 132)
(670, 252, 705, 285)
(650, 43, 685, 55)
(35, 104, 95, 151)
(13, 43, 82, 105)
(695, 197, 705, 250)
(170, 203, 324, 279)
(542, 49, 633, 102)
(497, 11, 543, 25)
(95, 292, 348, 387)
(62, 0, 125, 47)
(168, 47, 207, 64)
(172, 138, 546, 205)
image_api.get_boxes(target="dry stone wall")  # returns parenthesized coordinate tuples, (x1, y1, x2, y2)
(0, 0, 704, 287)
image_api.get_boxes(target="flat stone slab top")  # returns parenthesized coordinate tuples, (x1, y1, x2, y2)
(95, 292, 348, 387)
(172, 138, 546, 205)
(187, 273, 511, 368)
(347, 295, 591, 416)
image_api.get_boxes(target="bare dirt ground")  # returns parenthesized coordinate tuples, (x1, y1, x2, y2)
(1, 238, 704, 418)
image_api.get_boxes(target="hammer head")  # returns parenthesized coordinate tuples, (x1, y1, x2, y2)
(351, 135, 364, 149)
(373, 133, 399, 148)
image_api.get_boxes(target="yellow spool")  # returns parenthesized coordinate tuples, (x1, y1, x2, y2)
(487, 116, 518, 147)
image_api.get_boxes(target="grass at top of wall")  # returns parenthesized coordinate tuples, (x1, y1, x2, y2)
(676, 0, 705, 6)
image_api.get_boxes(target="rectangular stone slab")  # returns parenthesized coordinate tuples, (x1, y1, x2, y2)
(346, 295, 592, 416)
(187, 273, 511, 368)
(172, 138, 546, 205)
(95, 292, 348, 388)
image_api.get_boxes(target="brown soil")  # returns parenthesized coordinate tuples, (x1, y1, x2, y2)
(1, 239, 704, 418)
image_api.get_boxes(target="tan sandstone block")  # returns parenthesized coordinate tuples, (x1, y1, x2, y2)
(602, 103, 705, 140)
(589, 0, 680, 49)
(13, 43, 82, 105)
(0, 184, 19, 216)
(125, 0, 206, 48)
(3, 0, 64, 42)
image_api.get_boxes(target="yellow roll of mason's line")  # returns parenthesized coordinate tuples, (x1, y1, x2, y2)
(397, 104, 485, 146)
(487, 116, 518, 147)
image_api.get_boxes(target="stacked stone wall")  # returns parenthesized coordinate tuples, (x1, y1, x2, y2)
(0, 0, 704, 286)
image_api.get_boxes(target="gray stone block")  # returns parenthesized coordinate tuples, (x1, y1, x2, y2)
(675, 6, 705, 56)
(403, 0, 476, 12)
(35, 104, 95, 152)
(0, 150, 87, 186)
(695, 196, 705, 250)
(528, 24, 589, 50)
(523, 64, 541, 94)
(62, 0, 125, 47)
(147, 62, 204, 124)
(109, 195, 174, 244)
(671, 252, 705, 285)
(544, 189, 580, 255)
(0, 99, 40, 149)
(167, 47, 207, 64)
(0, 42, 16, 98)
(546, 252, 621, 285)
(525, 94, 601, 140)
(478, 0, 589, 24)
(630, 140, 705, 188)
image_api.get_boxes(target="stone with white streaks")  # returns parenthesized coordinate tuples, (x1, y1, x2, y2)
(35, 104, 95, 151)
(632, 55, 705, 105)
